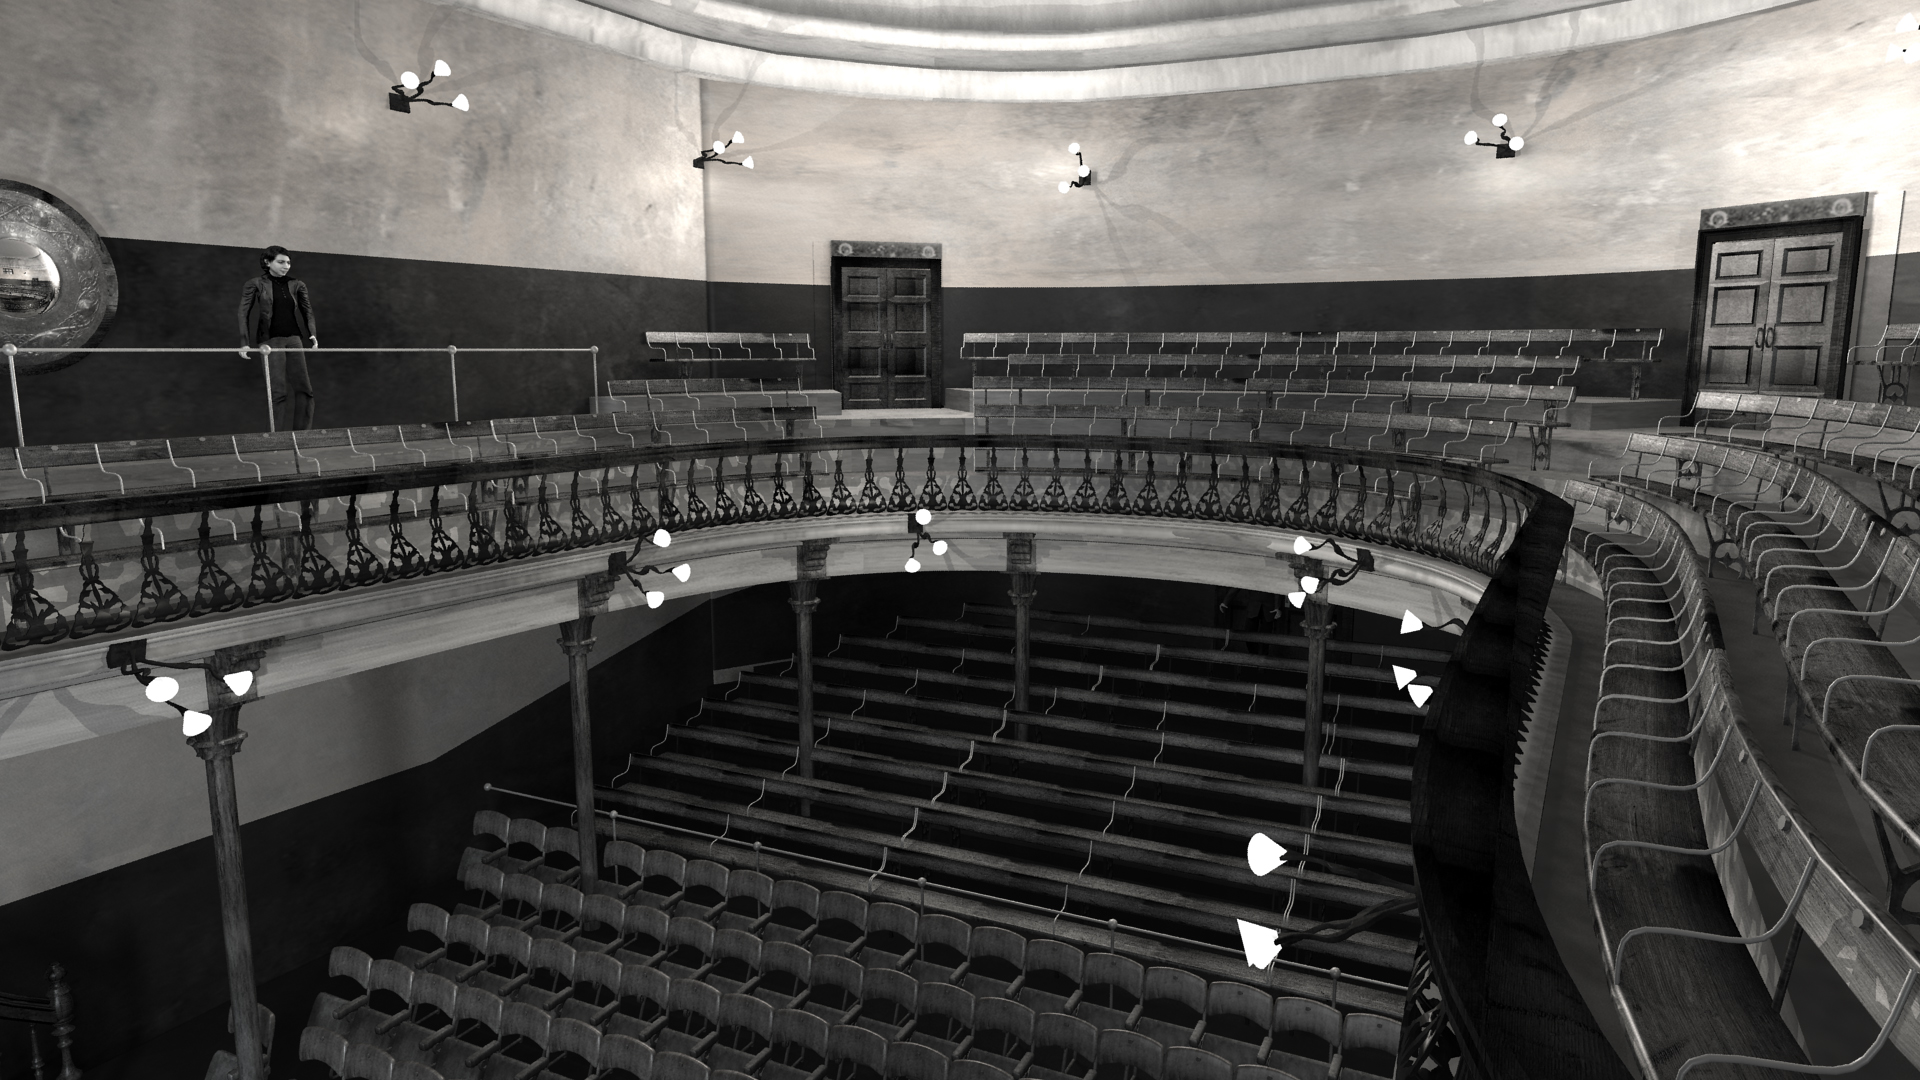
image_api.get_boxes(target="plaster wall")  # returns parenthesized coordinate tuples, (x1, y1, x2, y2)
(701, 0, 1919, 290)
(0, 0, 705, 281)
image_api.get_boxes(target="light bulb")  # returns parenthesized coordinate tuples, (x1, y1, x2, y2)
(1292, 536, 1313, 555)
(1068, 142, 1081, 155)
(182, 710, 213, 737)
(714, 140, 727, 155)
(915, 508, 933, 526)
(1059, 181, 1072, 194)
(1236, 919, 1281, 969)
(742, 156, 754, 169)
(1078, 166, 1090, 178)
(401, 71, 420, 90)
(222, 670, 254, 696)
(1400, 610, 1423, 635)
(931, 540, 948, 556)
(434, 59, 452, 77)
(1287, 592, 1307, 609)
(452, 94, 469, 112)
(1464, 131, 1479, 145)
(671, 563, 692, 583)
(1247, 833, 1288, 876)
(645, 590, 665, 609)
(1409, 684, 1434, 708)
(1300, 576, 1321, 594)
(732, 131, 745, 145)
(905, 557, 923, 574)
(653, 528, 672, 548)
(1393, 665, 1418, 690)
(145, 675, 180, 703)
(1509, 136, 1524, 152)
(1899, 12, 1919, 32)
(1491, 113, 1507, 127)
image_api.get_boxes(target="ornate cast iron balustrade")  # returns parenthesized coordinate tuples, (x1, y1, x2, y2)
(0, 434, 1540, 654)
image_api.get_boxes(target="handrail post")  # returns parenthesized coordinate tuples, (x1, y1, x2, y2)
(447, 345, 460, 422)
(561, 572, 617, 893)
(1293, 554, 1331, 792)
(3, 343, 22, 448)
(590, 345, 600, 411)
(258, 342, 276, 433)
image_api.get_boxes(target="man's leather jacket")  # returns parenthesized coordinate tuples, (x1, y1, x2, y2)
(238, 274, 316, 346)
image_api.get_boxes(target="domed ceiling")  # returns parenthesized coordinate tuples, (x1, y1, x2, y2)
(447, 0, 1807, 98)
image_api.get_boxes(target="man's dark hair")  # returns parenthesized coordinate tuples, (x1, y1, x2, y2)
(259, 245, 291, 273)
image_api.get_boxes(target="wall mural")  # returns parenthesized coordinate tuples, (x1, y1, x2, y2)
(0, 180, 117, 374)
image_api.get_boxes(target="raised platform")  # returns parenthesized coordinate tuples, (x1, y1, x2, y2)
(1565, 397, 1681, 430)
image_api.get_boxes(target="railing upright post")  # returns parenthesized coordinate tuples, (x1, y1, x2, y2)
(258, 343, 276, 434)
(590, 345, 600, 411)
(561, 572, 616, 894)
(791, 539, 832, 818)
(1295, 554, 1330, 793)
(3, 343, 22, 448)
(448, 345, 460, 422)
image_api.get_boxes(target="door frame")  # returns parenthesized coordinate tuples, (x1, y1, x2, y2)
(1685, 193, 1868, 407)
(828, 240, 944, 409)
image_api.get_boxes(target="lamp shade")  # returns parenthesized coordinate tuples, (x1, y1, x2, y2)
(671, 563, 692, 583)
(931, 539, 949, 556)
(1236, 919, 1282, 969)
(1068, 142, 1081, 154)
(1464, 131, 1479, 145)
(645, 590, 665, 609)
(1400, 610, 1423, 635)
(1509, 136, 1524, 151)
(1059, 181, 1072, 194)
(145, 675, 180, 703)
(1491, 113, 1507, 127)
(222, 670, 254, 696)
(733, 131, 745, 144)
(1078, 166, 1090, 178)
(1409, 684, 1435, 707)
(905, 557, 922, 573)
(1899, 12, 1919, 32)
(452, 94, 470, 112)
(742, 156, 754, 169)
(401, 71, 420, 89)
(653, 528, 672, 548)
(1287, 592, 1307, 608)
(182, 710, 213, 737)
(1393, 665, 1418, 690)
(433, 59, 452, 77)
(915, 508, 934, 526)
(1292, 536, 1313, 555)
(1300, 576, 1321, 594)
(1247, 832, 1288, 876)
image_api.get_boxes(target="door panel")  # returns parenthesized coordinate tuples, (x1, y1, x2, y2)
(1696, 230, 1846, 395)
(836, 262, 938, 408)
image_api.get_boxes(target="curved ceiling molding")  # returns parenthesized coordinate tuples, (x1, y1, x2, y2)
(439, 0, 1806, 99)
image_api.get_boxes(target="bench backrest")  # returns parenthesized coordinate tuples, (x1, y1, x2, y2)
(963, 328, 1662, 360)
(644, 333, 814, 362)
(1692, 390, 1920, 435)
(973, 376, 1572, 402)
(973, 402, 1516, 438)
(606, 378, 804, 394)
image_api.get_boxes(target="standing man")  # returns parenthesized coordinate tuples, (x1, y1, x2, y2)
(237, 246, 318, 431)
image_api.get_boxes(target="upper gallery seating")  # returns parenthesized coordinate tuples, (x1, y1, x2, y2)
(958, 330, 1664, 470)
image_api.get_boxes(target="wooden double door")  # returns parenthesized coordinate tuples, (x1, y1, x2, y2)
(1695, 226, 1858, 398)
(833, 258, 939, 408)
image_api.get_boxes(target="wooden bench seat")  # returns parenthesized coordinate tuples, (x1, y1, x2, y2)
(964, 328, 1662, 358)
(1686, 389, 1920, 497)
(644, 332, 815, 361)
(970, 402, 1525, 463)
(1599, 434, 1920, 864)
(610, 733, 1417, 974)
(609, 378, 803, 393)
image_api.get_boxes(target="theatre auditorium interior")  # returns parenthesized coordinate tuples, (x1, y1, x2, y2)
(15, 2, 1920, 1080)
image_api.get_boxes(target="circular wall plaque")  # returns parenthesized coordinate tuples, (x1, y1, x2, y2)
(0, 180, 117, 374)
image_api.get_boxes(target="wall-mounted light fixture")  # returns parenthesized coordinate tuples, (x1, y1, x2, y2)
(1284, 535, 1374, 607)
(608, 528, 688, 608)
(695, 132, 754, 170)
(390, 60, 469, 113)
(1891, 13, 1919, 61)
(1057, 143, 1093, 193)
(1236, 832, 1292, 968)
(107, 639, 253, 737)
(1399, 610, 1467, 635)
(904, 508, 948, 573)
(1464, 114, 1523, 157)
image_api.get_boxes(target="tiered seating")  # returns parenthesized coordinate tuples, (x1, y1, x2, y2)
(1843, 322, 1920, 404)
(593, 379, 830, 445)
(1678, 390, 1920, 521)
(960, 330, 1663, 471)
(1595, 434, 1920, 923)
(608, 605, 1435, 988)
(300, 809, 1403, 1080)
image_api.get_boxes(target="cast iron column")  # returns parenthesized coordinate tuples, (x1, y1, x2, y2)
(791, 540, 832, 816)
(190, 645, 271, 1080)
(1292, 555, 1331, 792)
(560, 573, 617, 892)
(1006, 533, 1038, 741)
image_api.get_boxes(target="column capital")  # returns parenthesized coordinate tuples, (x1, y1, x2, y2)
(789, 576, 821, 614)
(558, 617, 597, 655)
(190, 729, 248, 762)
(1004, 532, 1037, 574)
(579, 570, 618, 617)
(797, 539, 833, 580)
